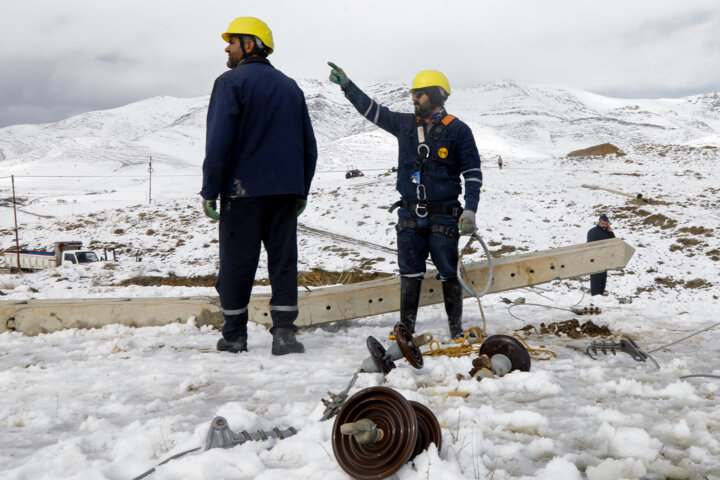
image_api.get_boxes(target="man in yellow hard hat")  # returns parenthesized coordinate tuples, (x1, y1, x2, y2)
(202, 17, 317, 355)
(327, 63, 482, 340)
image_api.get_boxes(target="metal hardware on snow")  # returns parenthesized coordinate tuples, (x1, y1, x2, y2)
(131, 416, 297, 479)
(585, 334, 659, 368)
(570, 306, 602, 315)
(205, 416, 297, 450)
(332, 386, 441, 480)
(320, 324, 432, 421)
(321, 371, 359, 422)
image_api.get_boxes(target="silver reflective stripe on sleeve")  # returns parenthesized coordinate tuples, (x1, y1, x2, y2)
(465, 178, 482, 183)
(270, 305, 299, 312)
(373, 105, 380, 124)
(461, 168, 482, 175)
(363, 100, 375, 118)
(223, 306, 248, 315)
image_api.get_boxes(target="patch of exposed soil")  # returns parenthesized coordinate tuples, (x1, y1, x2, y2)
(116, 274, 217, 287)
(678, 226, 714, 236)
(654, 276, 684, 288)
(567, 143, 626, 157)
(613, 206, 651, 218)
(490, 245, 517, 257)
(685, 278, 709, 289)
(298, 267, 393, 286)
(517, 319, 612, 339)
(642, 214, 677, 229)
(115, 268, 393, 288)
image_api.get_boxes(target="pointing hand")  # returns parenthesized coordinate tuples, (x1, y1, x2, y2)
(328, 61, 348, 86)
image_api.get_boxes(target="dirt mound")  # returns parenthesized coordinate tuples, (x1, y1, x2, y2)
(115, 268, 393, 288)
(517, 319, 612, 339)
(298, 267, 393, 286)
(567, 143, 626, 158)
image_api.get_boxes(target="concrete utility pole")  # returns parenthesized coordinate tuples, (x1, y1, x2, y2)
(0, 239, 635, 335)
(582, 184, 649, 203)
(148, 156, 153, 204)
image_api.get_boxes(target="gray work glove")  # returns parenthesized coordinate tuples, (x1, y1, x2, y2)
(328, 61, 348, 86)
(458, 210, 476, 236)
(202, 199, 220, 220)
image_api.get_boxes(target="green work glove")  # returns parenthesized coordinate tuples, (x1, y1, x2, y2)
(296, 198, 307, 217)
(202, 198, 220, 220)
(458, 210, 476, 236)
(328, 61, 348, 86)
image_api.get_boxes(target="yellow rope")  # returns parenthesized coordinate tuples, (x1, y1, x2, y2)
(422, 327, 484, 358)
(421, 330, 558, 362)
(511, 333, 557, 361)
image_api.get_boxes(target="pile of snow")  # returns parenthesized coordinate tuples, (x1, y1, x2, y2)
(1, 80, 719, 479)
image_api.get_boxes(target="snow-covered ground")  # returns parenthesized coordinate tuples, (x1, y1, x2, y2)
(1, 81, 719, 479)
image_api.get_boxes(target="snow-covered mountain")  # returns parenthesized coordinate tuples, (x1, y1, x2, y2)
(1, 80, 718, 174)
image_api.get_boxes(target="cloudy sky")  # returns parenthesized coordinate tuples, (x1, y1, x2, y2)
(1, 0, 719, 128)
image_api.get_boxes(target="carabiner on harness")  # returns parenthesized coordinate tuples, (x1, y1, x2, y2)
(417, 143, 429, 158)
(415, 185, 428, 217)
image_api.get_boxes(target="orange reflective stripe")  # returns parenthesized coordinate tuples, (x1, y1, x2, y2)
(441, 114, 456, 126)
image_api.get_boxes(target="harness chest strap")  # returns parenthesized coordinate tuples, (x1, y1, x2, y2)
(416, 114, 456, 152)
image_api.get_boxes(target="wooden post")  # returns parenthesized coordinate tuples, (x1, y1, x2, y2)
(11, 175, 21, 273)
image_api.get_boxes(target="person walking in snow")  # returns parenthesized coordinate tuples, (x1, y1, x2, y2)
(327, 62, 482, 340)
(201, 17, 317, 355)
(497, 155, 503, 170)
(587, 214, 615, 296)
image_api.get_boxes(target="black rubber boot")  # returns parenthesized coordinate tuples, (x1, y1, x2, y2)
(443, 278, 464, 340)
(217, 336, 247, 353)
(271, 328, 305, 355)
(400, 277, 423, 334)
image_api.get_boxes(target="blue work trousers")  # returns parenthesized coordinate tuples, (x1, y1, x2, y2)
(216, 195, 299, 340)
(396, 207, 459, 281)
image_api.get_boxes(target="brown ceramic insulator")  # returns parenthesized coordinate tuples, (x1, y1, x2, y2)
(366, 336, 396, 374)
(479, 334, 532, 372)
(409, 401, 442, 460)
(394, 323, 423, 369)
(332, 387, 418, 480)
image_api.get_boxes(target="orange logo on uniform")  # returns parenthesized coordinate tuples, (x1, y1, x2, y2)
(438, 147, 449, 158)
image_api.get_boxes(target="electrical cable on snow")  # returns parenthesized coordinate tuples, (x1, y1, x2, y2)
(456, 232, 493, 336)
(680, 374, 720, 380)
(647, 320, 720, 354)
(130, 447, 202, 480)
(505, 280, 587, 323)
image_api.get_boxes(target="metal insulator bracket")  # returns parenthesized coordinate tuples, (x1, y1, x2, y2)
(204, 416, 297, 450)
(585, 334, 659, 367)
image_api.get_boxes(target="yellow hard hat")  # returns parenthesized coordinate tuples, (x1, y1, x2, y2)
(410, 70, 451, 95)
(222, 17, 274, 54)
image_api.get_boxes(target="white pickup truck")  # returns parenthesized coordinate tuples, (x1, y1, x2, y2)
(2, 241, 100, 271)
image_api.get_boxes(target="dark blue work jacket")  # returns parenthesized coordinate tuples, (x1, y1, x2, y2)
(587, 225, 616, 242)
(201, 57, 317, 200)
(343, 81, 482, 212)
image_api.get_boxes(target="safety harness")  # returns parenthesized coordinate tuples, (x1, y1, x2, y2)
(389, 113, 462, 238)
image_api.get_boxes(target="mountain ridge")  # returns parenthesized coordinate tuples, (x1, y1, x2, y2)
(0, 80, 718, 173)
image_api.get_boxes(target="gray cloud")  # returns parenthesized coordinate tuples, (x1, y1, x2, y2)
(1, 0, 719, 128)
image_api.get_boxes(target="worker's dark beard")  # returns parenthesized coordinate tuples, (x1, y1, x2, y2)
(414, 102, 433, 118)
(227, 55, 242, 69)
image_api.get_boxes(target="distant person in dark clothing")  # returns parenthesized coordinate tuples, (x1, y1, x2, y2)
(498, 156, 503, 170)
(587, 214, 615, 296)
